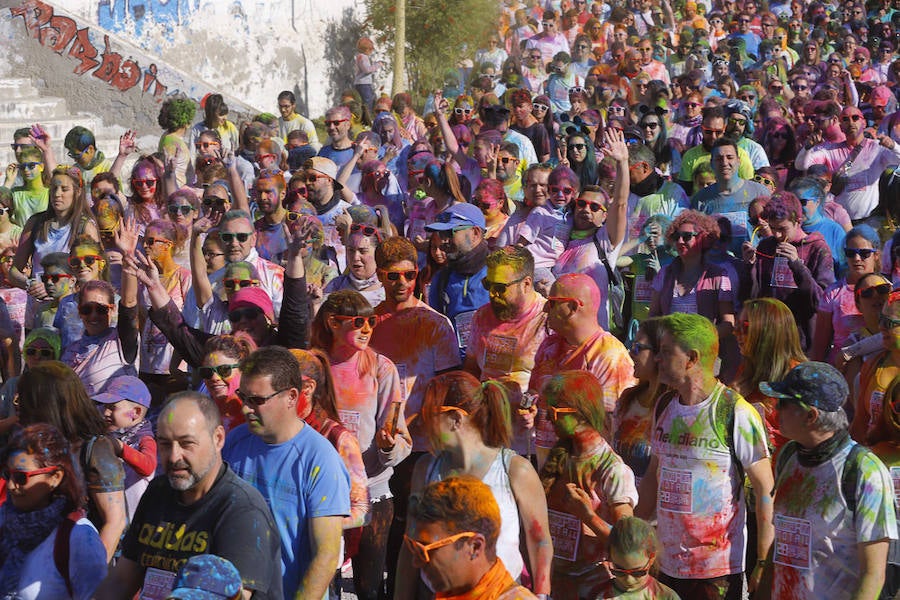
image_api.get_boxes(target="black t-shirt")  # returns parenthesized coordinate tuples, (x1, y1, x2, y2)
(511, 122, 551, 159)
(122, 463, 284, 599)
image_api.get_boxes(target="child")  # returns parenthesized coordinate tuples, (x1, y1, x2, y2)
(93, 375, 157, 522)
(9, 145, 48, 227)
(32, 252, 74, 329)
(595, 517, 680, 599)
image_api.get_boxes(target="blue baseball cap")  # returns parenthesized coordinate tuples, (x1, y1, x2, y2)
(425, 202, 486, 232)
(93, 375, 152, 408)
(167, 555, 243, 600)
(759, 361, 848, 412)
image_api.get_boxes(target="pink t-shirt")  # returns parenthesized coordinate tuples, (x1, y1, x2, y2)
(819, 279, 865, 358)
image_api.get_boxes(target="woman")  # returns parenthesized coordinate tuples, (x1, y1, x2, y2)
(16, 362, 127, 563)
(532, 94, 559, 160)
(840, 274, 892, 406)
(323, 223, 385, 307)
(637, 106, 681, 177)
(649, 210, 734, 329)
(52, 237, 113, 349)
(405, 154, 466, 246)
(157, 97, 196, 188)
(200, 333, 256, 432)
(395, 371, 552, 599)
(288, 348, 369, 598)
(125, 157, 164, 234)
(473, 178, 509, 249)
(0, 423, 108, 599)
(564, 132, 599, 189)
(734, 298, 807, 453)
(10, 166, 98, 307)
(540, 370, 638, 599)
(310, 289, 411, 600)
(190, 93, 239, 157)
(812, 225, 882, 363)
(615, 319, 668, 484)
(0, 327, 60, 445)
(164, 188, 198, 269)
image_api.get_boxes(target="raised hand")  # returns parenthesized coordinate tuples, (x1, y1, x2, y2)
(193, 213, 222, 236)
(118, 130, 137, 157)
(115, 216, 140, 255)
(29, 124, 49, 152)
(600, 127, 628, 162)
(123, 251, 160, 287)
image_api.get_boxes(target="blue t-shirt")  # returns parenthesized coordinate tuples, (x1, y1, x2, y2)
(317, 145, 355, 171)
(804, 217, 847, 276)
(223, 424, 351, 598)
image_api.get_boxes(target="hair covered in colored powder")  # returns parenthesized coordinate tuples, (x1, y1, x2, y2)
(659, 312, 719, 371)
(420, 371, 511, 451)
(542, 370, 607, 433)
(608, 516, 661, 569)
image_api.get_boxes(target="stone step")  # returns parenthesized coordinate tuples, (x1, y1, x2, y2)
(0, 96, 70, 121)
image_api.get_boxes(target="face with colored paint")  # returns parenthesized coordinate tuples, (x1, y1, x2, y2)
(630, 331, 656, 381)
(378, 259, 418, 304)
(547, 393, 581, 439)
(42, 265, 74, 301)
(346, 232, 378, 280)
(608, 548, 654, 593)
(474, 186, 505, 221)
(239, 373, 301, 443)
(131, 164, 158, 204)
(100, 399, 143, 431)
(143, 225, 175, 264)
(486, 263, 531, 321)
(655, 331, 692, 387)
(4, 451, 63, 512)
(880, 301, 900, 352)
(202, 351, 242, 402)
(157, 400, 224, 495)
(328, 310, 374, 353)
(94, 197, 122, 248)
(255, 177, 285, 216)
(410, 520, 479, 594)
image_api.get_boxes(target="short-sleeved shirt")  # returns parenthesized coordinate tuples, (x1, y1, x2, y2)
(819, 279, 865, 358)
(518, 205, 572, 269)
(224, 424, 350, 598)
(121, 465, 284, 599)
(651, 383, 770, 579)
(773, 438, 898, 598)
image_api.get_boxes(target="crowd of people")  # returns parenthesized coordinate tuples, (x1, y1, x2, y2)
(2, 0, 900, 598)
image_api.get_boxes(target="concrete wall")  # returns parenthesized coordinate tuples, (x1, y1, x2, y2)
(0, 0, 381, 130)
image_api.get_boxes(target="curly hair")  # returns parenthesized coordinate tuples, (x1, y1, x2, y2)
(666, 209, 720, 251)
(158, 97, 197, 132)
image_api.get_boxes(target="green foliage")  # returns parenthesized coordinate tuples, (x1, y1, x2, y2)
(365, 0, 501, 96)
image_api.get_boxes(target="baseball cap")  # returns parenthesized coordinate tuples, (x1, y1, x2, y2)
(167, 555, 242, 600)
(303, 157, 343, 190)
(93, 375, 152, 408)
(759, 361, 849, 412)
(229, 286, 275, 323)
(425, 203, 486, 232)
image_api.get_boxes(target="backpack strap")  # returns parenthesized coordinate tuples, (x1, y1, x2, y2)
(54, 509, 85, 597)
(653, 389, 678, 424)
(841, 442, 869, 515)
(710, 384, 744, 485)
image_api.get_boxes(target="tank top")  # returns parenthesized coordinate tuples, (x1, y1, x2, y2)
(426, 448, 524, 579)
(32, 221, 72, 277)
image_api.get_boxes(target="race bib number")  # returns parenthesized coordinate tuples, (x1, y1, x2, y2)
(890, 467, 900, 511)
(535, 407, 557, 450)
(774, 514, 812, 570)
(548, 509, 582, 561)
(483, 334, 517, 373)
(454, 311, 476, 349)
(659, 467, 693, 513)
(869, 391, 885, 431)
(770, 256, 798, 289)
(633, 279, 653, 304)
(339, 409, 361, 439)
(139, 567, 177, 600)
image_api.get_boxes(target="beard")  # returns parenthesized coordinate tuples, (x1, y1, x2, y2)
(166, 459, 211, 492)
(491, 299, 520, 321)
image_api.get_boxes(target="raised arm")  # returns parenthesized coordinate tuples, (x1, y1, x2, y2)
(110, 130, 137, 178)
(599, 128, 630, 248)
(433, 89, 469, 166)
(189, 215, 221, 308)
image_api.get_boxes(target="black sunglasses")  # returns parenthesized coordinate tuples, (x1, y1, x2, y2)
(220, 232, 251, 244)
(25, 347, 54, 358)
(844, 248, 877, 259)
(198, 363, 241, 380)
(332, 315, 377, 329)
(228, 307, 263, 322)
(857, 283, 892, 298)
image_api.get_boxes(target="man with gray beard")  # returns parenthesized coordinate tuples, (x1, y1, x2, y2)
(95, 392, 284, 600)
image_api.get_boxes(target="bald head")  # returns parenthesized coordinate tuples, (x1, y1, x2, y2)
(551, 273, 601, 314)
(160, 391, 223, 437)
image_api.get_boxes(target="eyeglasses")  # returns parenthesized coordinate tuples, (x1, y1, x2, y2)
(195, 141, 220, 150)
(167, 204, 194, 216)
(78, 302, 113, 316)
(852, 56, 867, 63)
(738, 17, 752, 22)
(203, 196, 229, 208)
(350, 223, 384, 241)
(857, 283, 892, 298)
(236, 388, 289, 407)
(549, 185, 576, 196)
(10, 143, 33, 151)
(287, 188, 308, 201)
(880, 314, 900, 330)
(144, 237, 174, 247)
(728, 117, 748, 126)
(454, 108, 472, 115)
(608, 105, 626, 114)
(199, 363, 241, 380)
(641, 121, 660, 130)
(132, 178, 158, 188)
(220, 232, 252, 244)
(546, 296, 584, 307)
(607, 556, 654, 578)
(203, 250, 225, 259)
(673, 231, 699, 242)
(332, 315, 378, 329)
(306, 172, 332, 184)
(24, 347, 55, 358)
(547, 405, 578, 420)
(702, 127, 725, 135)
(228, 307, 264, 323)
(67, 147, 89, 159)
(324, 119, 349, 126)
(482, 275, 526, 294)
(379, 268, 418, 282)
(285, 211, 309, 223)
(68, 254, 103, 269)
(683, 102, 701, 108)
(41, 272, 72, 284)
(499, 156, 518, 165)
(841, 115, 864, 123)
(753, 175, 775, 187)
(404, 532, 477, 564)
(575, 198, 606, 212)
(223, 278, 259, 291)
(2, 466, 59, 486)
(844, 248, 877, 259)
(769, 131, 788, 140)
(18, 162, 40, 170)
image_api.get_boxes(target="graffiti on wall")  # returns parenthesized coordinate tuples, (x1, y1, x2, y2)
(10, 0, 169, 99)
(96, 0, 199, 41)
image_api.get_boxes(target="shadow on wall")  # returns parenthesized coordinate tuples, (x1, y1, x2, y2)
(323, 6, 365, 108)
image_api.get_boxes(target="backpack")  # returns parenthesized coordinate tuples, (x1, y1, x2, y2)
(594, 236, 626, 336)
(53, 509, 85, 598)
(775, 439, 869, 513)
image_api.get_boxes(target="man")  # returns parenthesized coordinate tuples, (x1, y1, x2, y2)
(761, 361, 897, 599)
(498, 163, 551, 247)
(789, 176, 847, 276)
(556, 129, 630, 330)
(728, 11, 762, 58)
(223, 347, 351, 599)
(495, 142, 524, 203)
(528, 273, 635, 466)
(63, 125, 111, 186)
(724, 99, 770, 170)
(480, 104, 538, 169)
(219, 210, 285, 316)
(253, 169, 289, 263)
(318, 106, 355, 170)
(796, 105, 900, 223)
(636, 313, 774, 600)
(745, 192, 835, 351)
(635, 38, 671, 85)
(369, 236, 461, 598)
(95, 392, 283, 600)
(693, 137, 771, 253)
(406, 477, 538, 600)
(276, 90, 320, 150)
(425, 203, 491, 353)
(465, 246, 548, 456)
(678, 106, 755, 195)
(525, 10, 570, 66)
(626, 143, 689, 243)
(303, 156, 352, 269)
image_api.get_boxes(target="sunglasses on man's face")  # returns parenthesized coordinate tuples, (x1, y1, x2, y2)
(575, 198, 606, 212)
(220, 232, 252, 244)
(841, 114, 864, 123)
(379, 268, 418, 282)
(41, 273, 72, 285)
(332, 315, 378, 329)
(203, 196, 228, 208)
